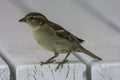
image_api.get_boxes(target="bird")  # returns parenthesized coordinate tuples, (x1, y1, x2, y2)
(19, 12, 102, 70)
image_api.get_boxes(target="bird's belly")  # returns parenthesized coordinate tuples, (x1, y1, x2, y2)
(34, 33, 55, 51)
(54, 39, 74, 53)
(33, 31, 73, 53)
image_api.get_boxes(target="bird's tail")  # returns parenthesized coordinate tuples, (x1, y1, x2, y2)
(77, 45, 102, 60)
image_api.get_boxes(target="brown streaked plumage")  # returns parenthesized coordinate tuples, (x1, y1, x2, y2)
(49, 22, 85, 43)
(19, 12, 102, 70)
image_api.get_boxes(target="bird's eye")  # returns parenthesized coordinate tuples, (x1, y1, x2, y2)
(29, 16, 34, 20)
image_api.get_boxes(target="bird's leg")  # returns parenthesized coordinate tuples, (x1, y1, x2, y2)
(56, 53, 70, 70)
(41, 53, 58, 65)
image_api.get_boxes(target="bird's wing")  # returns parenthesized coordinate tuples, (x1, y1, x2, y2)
(49, 21, 84, 43)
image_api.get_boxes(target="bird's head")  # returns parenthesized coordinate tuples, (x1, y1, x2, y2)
(19, 12, 48, 26)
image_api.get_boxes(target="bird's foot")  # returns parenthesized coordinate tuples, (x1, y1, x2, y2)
(41, 60, 56, 66)
(55, 60, 68, 70)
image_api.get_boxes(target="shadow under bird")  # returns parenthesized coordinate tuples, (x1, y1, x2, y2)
(19, 12, 102, 70)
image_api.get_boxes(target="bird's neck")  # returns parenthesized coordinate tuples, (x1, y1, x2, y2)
(29, 25, 48, 34)
(30, 25, 41, 31)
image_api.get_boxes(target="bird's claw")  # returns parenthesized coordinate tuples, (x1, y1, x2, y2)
(55, 60, 68, 70)
(41, 60, 56, 66)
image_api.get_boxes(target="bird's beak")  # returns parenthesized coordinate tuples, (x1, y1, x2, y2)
(19, 17, 26, 22)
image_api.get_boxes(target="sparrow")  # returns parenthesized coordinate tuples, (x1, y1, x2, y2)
(19, 12, 102, 70)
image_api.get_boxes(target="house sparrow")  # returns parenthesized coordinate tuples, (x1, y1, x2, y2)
(19, 12, 102, 70)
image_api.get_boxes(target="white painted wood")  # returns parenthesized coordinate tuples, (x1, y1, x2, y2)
(0, 61, 9, 80)
(91, 62, 120, 80)
(16, 63, 86, 80)
(0, 66, 9, 80)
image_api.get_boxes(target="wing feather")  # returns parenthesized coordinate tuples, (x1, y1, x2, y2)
(49, 21, 84, 43)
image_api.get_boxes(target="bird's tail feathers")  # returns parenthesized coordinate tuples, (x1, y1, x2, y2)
(77, 46, 102, 60)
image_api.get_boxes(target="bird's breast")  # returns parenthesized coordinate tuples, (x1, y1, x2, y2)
(32, 29, 74, 53)
(32, 30, 57, 51)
